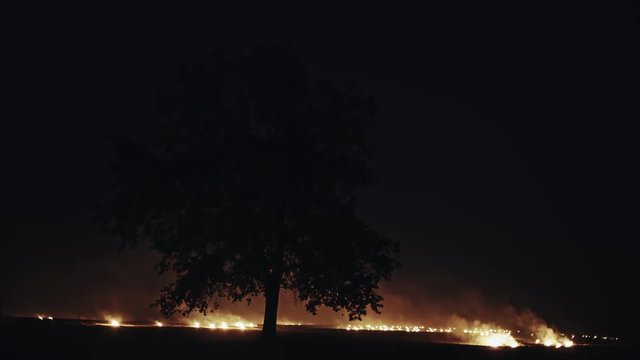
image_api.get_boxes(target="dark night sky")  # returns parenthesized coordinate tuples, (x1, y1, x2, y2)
(2, 1, 638, 337)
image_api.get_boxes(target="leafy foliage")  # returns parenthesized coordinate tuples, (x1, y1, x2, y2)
(96, 45, 400, 322)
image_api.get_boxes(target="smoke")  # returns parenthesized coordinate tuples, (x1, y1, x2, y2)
(509, 308, 574, 347)
(1, 242, 580, 347)
(444, 310, 575, 348)
(446, 314, 519, 347)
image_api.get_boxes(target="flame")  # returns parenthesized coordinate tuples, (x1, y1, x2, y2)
(531, 323, 574, 348)
(447, 316, 520, 348)
(481, 333, 519, 348)
(91, 316, 259, 330)
(345, 324, 425, 332)
(343, 320, 520, 348)
(468, 331, 520, 348)
(178, 313, 258, 330)
(540, 338, 573, 348)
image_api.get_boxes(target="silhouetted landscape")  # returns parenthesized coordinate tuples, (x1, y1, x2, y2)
(2, 1, 636, 359)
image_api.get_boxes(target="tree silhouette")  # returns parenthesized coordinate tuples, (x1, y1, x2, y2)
(96, 45, 400, 336)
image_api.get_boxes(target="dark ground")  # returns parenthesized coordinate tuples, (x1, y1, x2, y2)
(1, 317, 630, 360)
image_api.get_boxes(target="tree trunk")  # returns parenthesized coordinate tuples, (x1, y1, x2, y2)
(262, 271, 281, 337)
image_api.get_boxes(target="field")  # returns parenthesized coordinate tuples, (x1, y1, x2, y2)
(2, 317, 629, 359)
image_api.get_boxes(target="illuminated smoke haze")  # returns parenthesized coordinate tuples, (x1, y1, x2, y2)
(4, 243, 578, 342)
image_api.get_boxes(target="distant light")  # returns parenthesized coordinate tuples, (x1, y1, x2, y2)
(544, 340, 553, 347)
(192, 321, 200, 329)
(220, 322, 228, 329)
(155, 321, 163, 327)
(110, 319, 120, 328)
(209, 323, 216, 329)
(563, 340, 574, 348)
(37, 316, 43, 320)
(47, 316, 53, 320)
(235, 322, 246, 330)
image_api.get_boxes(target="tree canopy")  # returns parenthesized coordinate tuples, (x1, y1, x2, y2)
(96, 45, 400, 336)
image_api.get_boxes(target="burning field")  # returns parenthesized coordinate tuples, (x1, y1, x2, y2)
(8, 291, 624, 359)
(25, 310, 620, 349)
(2, 313, 625, 360)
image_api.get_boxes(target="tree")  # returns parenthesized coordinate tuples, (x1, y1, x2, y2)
(96, 45, 400, 337)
